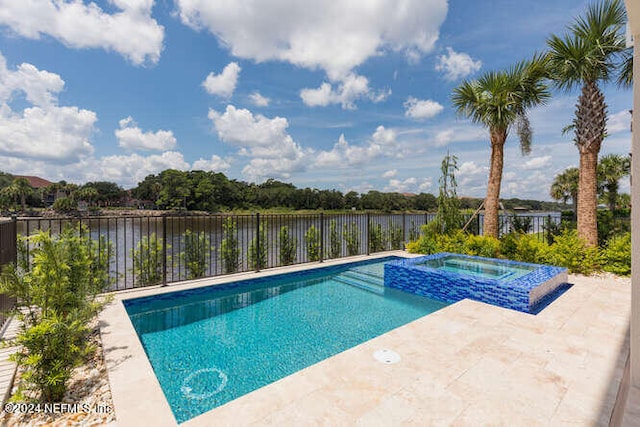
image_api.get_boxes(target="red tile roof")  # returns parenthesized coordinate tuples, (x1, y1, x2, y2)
(13, 175, 53, 189)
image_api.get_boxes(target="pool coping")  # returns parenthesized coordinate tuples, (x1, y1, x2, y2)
(101, 251, 630, 426)
(100, 251, 413, 427)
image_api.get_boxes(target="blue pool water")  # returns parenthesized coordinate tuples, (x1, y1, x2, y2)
(417, 254, 535, 282)
(125, 258, 449, 423)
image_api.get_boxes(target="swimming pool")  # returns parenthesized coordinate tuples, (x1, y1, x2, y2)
(124, 257, 449, 423)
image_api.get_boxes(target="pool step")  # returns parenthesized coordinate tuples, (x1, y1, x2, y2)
(333, 270, 384, 295)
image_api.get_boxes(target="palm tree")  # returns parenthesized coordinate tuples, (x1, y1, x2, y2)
(598, 153, 630, 211)
(452, 56, 550, 238)
(545, 0, 628, 246)
(2, 177, 33, 211)
(550, 167, 579, 220)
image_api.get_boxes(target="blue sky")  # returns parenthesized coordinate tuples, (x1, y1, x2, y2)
(0, 0, 632, 201)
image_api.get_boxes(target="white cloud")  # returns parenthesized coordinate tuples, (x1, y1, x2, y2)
(404, 97, 443, 120)
(382, 169, 397, 178)
(418, 178, 433, 192)
(249, 92, 270, 107)
(457, 160, 488, 193)
(501, 170, 550, 198)
(115, 116, 176, 151)
(208, 105, 309, 181)
(431, 124, 485, 147)
(192, 155, 231, 172)
(0, 0, 164, 65)
(1, 150, 194, 189)
(608, 110, 632, 134)
(435, 47, 481, 81)
(300, 74, 390, 110)
(0, 52, 96, 162)
(90, 151, 190, 187)
(315, 126, 399, 168)
(434, 129, 455, 147)
(202, 62, 241, 98)
(384, 177, 417, 193)
(522, 155, 551, 170)
(176, 0, 447, 81)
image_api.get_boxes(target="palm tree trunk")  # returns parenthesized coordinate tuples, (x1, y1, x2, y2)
(483, 128, 507, 239)
(575, 81, 605, 247)
(577, 149, 599, 247)
(607, 181, 618, 212)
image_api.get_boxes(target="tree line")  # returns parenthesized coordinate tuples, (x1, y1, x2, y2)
(0, 168, 568, 214)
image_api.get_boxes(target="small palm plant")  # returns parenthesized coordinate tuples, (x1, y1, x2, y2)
(304, 225, 321, 261)
(182, 229, 211, 279)
(279, 226, 297, 265)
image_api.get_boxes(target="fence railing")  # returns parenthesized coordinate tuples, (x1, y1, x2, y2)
(10, 212, 564, 291)
(0, 218, 17, 330)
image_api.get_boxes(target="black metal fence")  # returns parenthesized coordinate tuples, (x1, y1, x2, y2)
(10, 212, 566, 291)
(0, 218, 17, 330)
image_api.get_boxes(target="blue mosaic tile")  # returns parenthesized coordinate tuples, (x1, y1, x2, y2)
(384, 253, 568, 314)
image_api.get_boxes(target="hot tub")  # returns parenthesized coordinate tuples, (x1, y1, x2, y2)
(384, 253, 569, 314)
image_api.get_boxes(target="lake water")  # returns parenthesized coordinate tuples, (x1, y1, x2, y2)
(16, 211, 560, 290)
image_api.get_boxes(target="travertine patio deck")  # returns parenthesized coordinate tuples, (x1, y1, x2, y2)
(101, 253, 631, 426)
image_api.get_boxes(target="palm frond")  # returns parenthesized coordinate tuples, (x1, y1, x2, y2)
(617, 47, 633, 88)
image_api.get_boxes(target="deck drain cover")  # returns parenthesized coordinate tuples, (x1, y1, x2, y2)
(373, 349, 401, 364)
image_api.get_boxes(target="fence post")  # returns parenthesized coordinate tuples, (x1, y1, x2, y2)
(319, 212, 324, 263)
(162, 215, 167, 286)
(11, 215, 17, 268)
(255, 213, 261, 272)
(366, 212, 370, 256)
(402, 213, 406, 248)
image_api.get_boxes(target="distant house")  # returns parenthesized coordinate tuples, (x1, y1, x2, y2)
(14, 175, 52, 189)
(13, 175, 59, 206)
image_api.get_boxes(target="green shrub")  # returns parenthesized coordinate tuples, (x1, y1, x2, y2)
(542, 217, 564, 245)
(545, 229, 601, 274)
(499, 232, 519, 260)
(328, 220, 341, 258)
(368, 221, 385, 253)
(343, 222, 360, 256)
(407, 220, 420, 242)
(131, 232, 166, 286)
(602, 232, 631, 276)
(597, 210, 631, 246)
(500, 232, 548, 264)
(0, 226, 111, 402)
(465, 234, 500, 258)
(435, 230, 468, 254)
(406, 231, 437, 254)
(304, 225, 321, 261)
(52, 197, 77, 213)
(221, 217, 240, 273)
(279, 226, 297, 265)
(182, 229, 210, 279)
(248, 224, 267, 270)
(510, 216, 532, 234)
(13, 313, 91, 402)
(387, 220, 404, 250)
